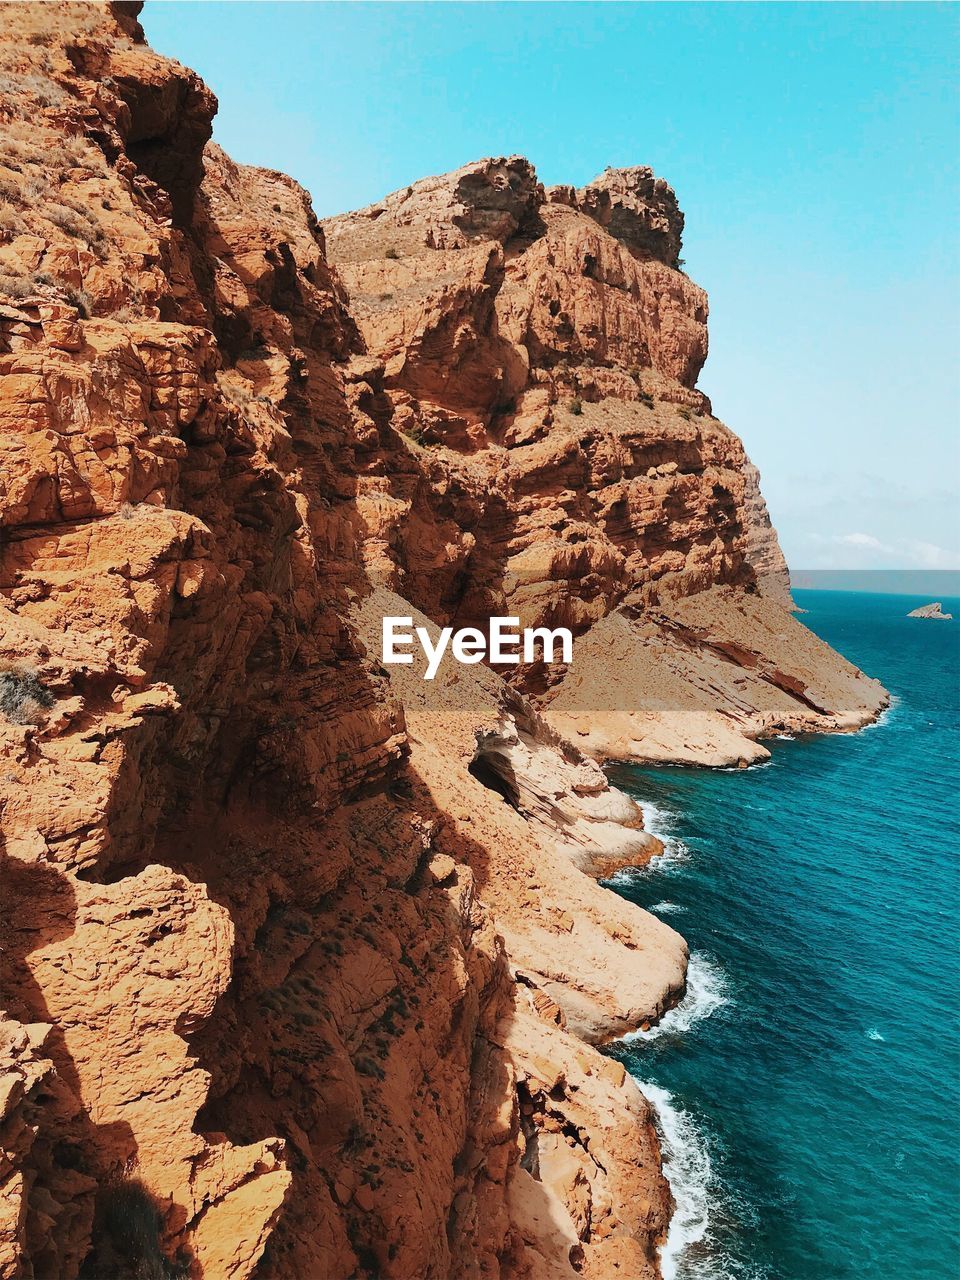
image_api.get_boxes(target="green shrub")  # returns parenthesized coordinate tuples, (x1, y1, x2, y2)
(43, 197, 106, 254)
(568, 397, 583, 416)
(401, 422, 425, 445)
(21, 73, 67, 110)
(88, 1172, 192, 1274)
(0, 268, 93, 314)
(384, 248, 400, 260)
(45, 203, 87, 238)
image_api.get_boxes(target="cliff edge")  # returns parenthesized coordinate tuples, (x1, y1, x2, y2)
(0, 5, 885, 1279)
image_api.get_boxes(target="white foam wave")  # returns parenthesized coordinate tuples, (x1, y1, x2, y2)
(639, 799, 693, 873)
(717, 757, 774, 773)
(866, 1026, 885, 1042)
(640, 1083, 773, 1280)
(860, 693, 900, 733)
(641, 797, 679, 836)
(650, 900, 687, 915)
(638, 1080, 772, 1280)
(638, 1080, 713, 1280)
(624, 953, 729, 1043)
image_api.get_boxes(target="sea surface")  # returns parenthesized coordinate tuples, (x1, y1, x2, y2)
(606, 589, 960, 1280)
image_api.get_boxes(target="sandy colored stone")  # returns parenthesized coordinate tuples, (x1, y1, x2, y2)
(907, 602, 952, 619)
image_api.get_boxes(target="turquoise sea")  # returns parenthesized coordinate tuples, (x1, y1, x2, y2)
(607, 589, 960, 1280)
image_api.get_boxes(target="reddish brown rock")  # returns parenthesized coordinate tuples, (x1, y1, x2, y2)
(0, 7, 886, 1280)
(567, 165, 685, 267)
(741, 460, 793, 608)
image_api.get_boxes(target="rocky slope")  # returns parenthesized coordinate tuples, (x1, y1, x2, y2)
(0, 5, 885, 1280)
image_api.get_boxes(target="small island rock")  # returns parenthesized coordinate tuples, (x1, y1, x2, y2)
(907, 602, 953, 620)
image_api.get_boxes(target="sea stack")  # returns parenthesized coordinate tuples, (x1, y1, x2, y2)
(907, 602, 953, 619)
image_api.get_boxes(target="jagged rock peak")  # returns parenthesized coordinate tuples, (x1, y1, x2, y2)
(548, 165, 684, 266)
(324, 155, 544, 258)
(325, 155, 685, 268)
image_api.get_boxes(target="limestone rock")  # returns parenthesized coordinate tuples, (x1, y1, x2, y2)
(907, 602, 952, 619)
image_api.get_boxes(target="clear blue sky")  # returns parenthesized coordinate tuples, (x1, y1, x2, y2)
(145, 2, 960, 572)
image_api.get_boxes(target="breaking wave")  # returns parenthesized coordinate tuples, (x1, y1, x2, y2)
(640, 799, 693, 872)
(650, 900, 687, 915)
(859, 692, 900, 732)
(637, 1082, 768, 1280)
(624, 952, 729, 1044)
(639, 1080, 712, 1280)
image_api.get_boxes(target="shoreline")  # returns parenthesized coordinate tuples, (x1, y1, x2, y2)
(608, 697, 897, 1278)
(596, 691, 894, 776)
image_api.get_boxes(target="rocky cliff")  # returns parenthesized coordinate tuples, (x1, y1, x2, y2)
(0, 6, 886, 1280)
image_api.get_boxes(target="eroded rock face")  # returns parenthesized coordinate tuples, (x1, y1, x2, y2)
(0, 6, 885, 1280)
(561, 165, 685, 267)
(324, 155, 544, 261)
(324, 153, 884, 755)
(741, 460, 793, 608)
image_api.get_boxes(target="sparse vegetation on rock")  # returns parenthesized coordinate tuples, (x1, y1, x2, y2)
(0, 666, 54, 725)
(96, 1176, 190, 1280)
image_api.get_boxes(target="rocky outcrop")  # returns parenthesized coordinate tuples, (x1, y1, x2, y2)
(324, 155, 544, 259)
(323, 153, 885, 758)
(907, 602, 952, 619)
(565, 166, 685, 267)
(542, 585, 884, 766)
(741, 460, 792, 608)
(0, 5, 886, 1280)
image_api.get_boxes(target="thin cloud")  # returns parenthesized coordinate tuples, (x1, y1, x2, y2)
(904, 539, 959, 569)
(799, 531, 960, 570)
(837, 532, 890, 551)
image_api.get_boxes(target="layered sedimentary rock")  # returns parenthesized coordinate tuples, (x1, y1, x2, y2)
(0, 5, 885, 1280)
(324, 157, 886, 762)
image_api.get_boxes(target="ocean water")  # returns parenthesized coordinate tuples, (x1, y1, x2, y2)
(606, 590, 960, 1280)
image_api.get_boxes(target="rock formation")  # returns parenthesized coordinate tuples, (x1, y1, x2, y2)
(323, 156, 886, 766)
(907, 602, 952, 619)
(0, 5, 886, 1279)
